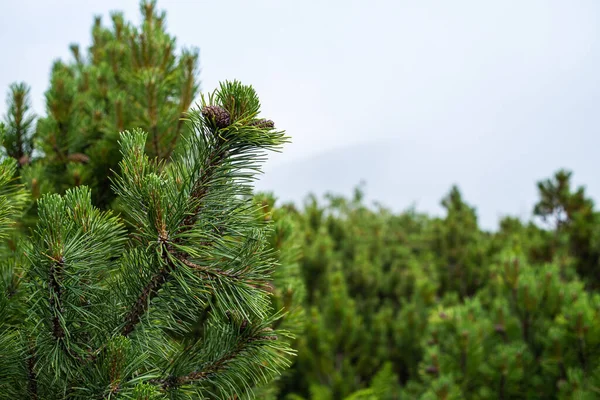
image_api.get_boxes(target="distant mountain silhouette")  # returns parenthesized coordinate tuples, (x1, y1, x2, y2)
(256, 139, 546, 231)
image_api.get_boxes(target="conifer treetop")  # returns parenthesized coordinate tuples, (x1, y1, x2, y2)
(1, 82, 36, 166)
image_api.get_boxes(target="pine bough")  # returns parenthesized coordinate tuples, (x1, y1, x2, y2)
(0, 81, 294, 399)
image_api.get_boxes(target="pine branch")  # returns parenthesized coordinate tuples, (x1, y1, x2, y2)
(120, 227, 251, 337)
(120, 142, 225, 336)
(48, 256, 65, 340)
(179, 145, 228, 235)
(105, 82, 290, 397)
(177, 255, 242, 281)
(45, 245, 98, 363)
(27, 343, 38, 400)
(121, 257, 171, 337)
(28, 187, 127, 377)
(116, 100, 268, 335)
(156, 327, 278, 391)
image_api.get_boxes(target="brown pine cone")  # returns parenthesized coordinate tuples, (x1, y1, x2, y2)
(202, 105, 231, 129)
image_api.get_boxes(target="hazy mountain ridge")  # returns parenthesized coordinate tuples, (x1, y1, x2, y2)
(256, 139, 593, 230)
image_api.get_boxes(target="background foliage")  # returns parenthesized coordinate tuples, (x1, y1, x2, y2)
(269, 175, 600, 399)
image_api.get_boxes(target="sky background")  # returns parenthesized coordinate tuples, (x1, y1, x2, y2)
(1, 0, 599, 230)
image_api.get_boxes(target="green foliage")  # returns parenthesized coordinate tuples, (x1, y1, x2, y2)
(533, 169, 600, 288)
(0, 82, 293, 399)
(275, 189, 436, 399)
(30, 0, 199, 207)
(3, 1, 600, 398)
(248, 193, 306, 399)
(0, 158, 30, 398)
(0, 159, 29, 238)
(1, 83, 36, 165)
(270, 180, 600, 400)
(409, 257, 600, 399)
(432, 185, 487, 298)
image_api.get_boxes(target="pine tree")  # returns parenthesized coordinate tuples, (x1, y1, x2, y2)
(0, 81, 294, 399)
(1, 83, 36, 166)
(432, 185, 488, 298)
(33, 0, 199, 207)
(534, 170, 600, 288)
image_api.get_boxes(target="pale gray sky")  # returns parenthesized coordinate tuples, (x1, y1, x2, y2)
(1, 0, 599, 229)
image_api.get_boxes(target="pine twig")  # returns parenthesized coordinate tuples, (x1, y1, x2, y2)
(121, 260, 172, 337)
(27, 342, 38, 400)
(47, 254, 85, 361)
(155, 328, 276, 390)
(121, 143, 226, 336)
(48, 256, 66, 340)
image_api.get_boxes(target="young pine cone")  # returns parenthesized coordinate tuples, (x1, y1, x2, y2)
(202, 105, 231, 129)
(249, 118, 275, 129)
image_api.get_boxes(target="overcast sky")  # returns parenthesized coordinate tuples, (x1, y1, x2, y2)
(1, 0, 599, 229)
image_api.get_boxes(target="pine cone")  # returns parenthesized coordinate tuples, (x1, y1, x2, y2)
(202, 105, 231, 129)
(250, 118, 275, 129)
